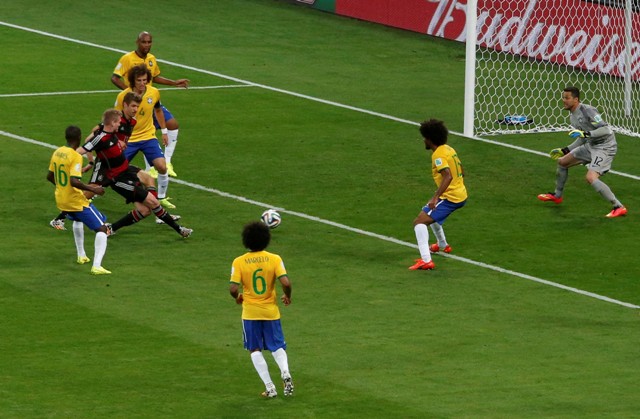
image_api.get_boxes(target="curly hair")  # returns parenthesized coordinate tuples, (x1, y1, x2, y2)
(419, 119, 448, 146)
(127, 64, 152, 88)
(242, 221, 271, 251)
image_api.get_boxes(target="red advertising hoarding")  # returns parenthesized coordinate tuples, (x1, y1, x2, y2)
(335, 0, 640, 79)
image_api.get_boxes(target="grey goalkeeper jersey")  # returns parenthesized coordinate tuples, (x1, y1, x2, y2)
(569, 103, 616, 147)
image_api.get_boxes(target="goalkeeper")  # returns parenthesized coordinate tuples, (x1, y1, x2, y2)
(537, 86, 627, 218)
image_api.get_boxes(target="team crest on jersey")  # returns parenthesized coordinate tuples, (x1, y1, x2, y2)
(147, 97, 153, 104)
(435, 158, 443, 166)
(148, 60, 154, 67)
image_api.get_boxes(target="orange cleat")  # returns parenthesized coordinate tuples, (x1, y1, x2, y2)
(408, 259, 435, 270)
(430, 244, 452, 253)
(537, 193, 563, 204)
(606, 206, 627, 218)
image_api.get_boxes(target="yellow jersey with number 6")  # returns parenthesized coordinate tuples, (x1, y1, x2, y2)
(432, 144, 467, 203)
(48, 146, 90, 211)
(230, 250, 287, 320)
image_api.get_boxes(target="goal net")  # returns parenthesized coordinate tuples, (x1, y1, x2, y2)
(464, 0, 640, 138)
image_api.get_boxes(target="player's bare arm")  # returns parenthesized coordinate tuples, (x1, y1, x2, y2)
(153, 75, 190, 88)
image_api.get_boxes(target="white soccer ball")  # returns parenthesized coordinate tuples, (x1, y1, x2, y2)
(261, 209, 281, 229)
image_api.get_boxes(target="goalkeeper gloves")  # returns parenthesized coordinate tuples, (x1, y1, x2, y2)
(568, 129, 590, 139)
(549, 147, 570, 160)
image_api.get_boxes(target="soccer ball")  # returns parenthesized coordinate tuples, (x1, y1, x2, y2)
(261, 209, 281, 229)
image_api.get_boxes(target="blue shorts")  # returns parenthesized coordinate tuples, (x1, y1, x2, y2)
(124, 139, 164, 164)
(65, 203, 107, 231)
(423, 198, 466, 224)
(153, 105, 174, 129)
(242, 319, 287, 352)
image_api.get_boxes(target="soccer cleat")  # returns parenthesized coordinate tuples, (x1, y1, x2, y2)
(430, 243, 452, 253)
(179, 227, 193, 238)
(156, 214, 181, 224)
(167, 162, 177, 177)
(261, 387, 277, 398)
(104, 223, 116, 236)
(408, 259, 435, 270)
(148, 167, 158, 179)
(50, 219, 66, 230)
(159, 197, 176, 209)
(90, 266, 111, 275)
(537, 193, 563, 204)
(283, 375, 294, 396)
(606, 206, 627, 218)
(77, 256, 91, 265)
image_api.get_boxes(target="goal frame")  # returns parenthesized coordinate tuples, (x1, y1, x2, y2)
(464, 0, 640, 138)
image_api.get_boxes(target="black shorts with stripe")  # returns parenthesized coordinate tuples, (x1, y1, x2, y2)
(109, 166, 148, 204)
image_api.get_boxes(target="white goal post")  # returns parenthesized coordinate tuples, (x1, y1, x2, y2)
(464, 0, 640, 138)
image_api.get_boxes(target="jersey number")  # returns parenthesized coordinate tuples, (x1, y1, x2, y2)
(252, 269, 267, 295)
(53, 163, 69, 186)
(452, 154, 464, 177)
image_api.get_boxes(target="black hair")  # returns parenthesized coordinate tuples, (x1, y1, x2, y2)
(419, 119, 448, 146)
(65, 125, 82, 143)
(563, 86, 580, 99)
(242, 221, 271, 251)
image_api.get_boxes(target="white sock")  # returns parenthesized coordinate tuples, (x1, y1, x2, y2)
(157, 173, 169, 199)
(250, 351, 273, 386)
(429, 222, 447, 248)
(143, 156, 152, 171)
(93, 231, 108, 268)
(414, 224, 432, 262)
(72, 221, 86, 257)
(271, 348, 291, 378)
(164, 129, 179, 163)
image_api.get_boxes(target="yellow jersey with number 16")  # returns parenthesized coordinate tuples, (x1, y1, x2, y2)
(48, 146, 90, 212)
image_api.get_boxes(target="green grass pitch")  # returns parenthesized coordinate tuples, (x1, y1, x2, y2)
(1, 0, 639, 417)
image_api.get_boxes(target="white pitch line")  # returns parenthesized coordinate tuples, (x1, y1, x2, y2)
(2, 129, 638, 309)
(0, 84, 253, 99)
(171, 176, 639, 310)
(2, 20, 639, 181)
(1, 23, 639, 309)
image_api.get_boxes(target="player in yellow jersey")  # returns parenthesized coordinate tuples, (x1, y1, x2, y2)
(111, 31, 189, 178)
(229, 221, 294, 398)
(409, 119, 468, 271)
(115, 64, 175, 209)
(47, 126, 112, 275)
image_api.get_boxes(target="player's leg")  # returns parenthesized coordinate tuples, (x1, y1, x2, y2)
(265, 320, 294, 396)
(141, 140, 173, 209)
(76, 204, 111, 274)
(155, 106, 179, 177)
(136, 169, 158, 197)
(135, 168, 177, 224)
(243, 320, 277, 398)
(585, 149, 626, 217)
(539, 148, 586, 203)
(108, 171, 153, 233)
(409, 209, 435, 270)
(69, 216, 89, 264)
(429, 222, 451, 253)
(143, 192, 192, 237)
